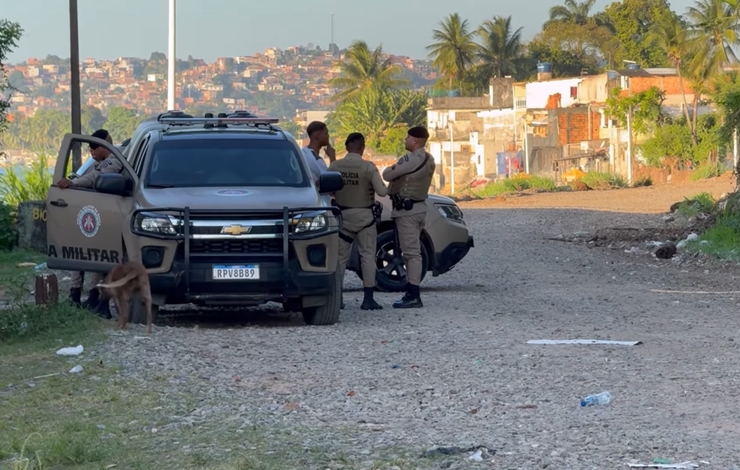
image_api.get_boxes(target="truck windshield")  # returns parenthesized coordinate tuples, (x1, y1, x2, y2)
(145, 138, 309, 188)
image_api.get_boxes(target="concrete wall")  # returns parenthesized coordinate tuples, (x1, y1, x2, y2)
(555, 108, 602, 145)
(489, 77, 514, 109)
(526, 78, 584, 109)
(427, 97, 491, 110)
(577, 74, 619, 104)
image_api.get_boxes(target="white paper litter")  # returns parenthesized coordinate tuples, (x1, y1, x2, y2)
(468, 449, 484, 461)
(626, 462, 698, 469)
(527, 339, 642, 346)
(56, 345, 84, 356)
(69, 365, 83, 373)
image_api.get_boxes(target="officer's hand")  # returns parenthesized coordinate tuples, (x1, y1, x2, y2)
(325, 144, 336, 161)
(57, 178, 72, 189)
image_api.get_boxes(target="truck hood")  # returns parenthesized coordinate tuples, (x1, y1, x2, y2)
(428, 194, 457, 205)
(137, 186, 323, 211)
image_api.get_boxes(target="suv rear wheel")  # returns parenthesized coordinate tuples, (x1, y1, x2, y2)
(357, 229, 428, 292)
(301, 269, 342, 325)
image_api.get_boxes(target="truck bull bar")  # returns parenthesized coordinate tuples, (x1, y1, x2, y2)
(130, 206, 342, 302)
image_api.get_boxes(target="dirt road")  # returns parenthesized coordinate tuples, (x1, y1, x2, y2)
(61, 180, 740, 469)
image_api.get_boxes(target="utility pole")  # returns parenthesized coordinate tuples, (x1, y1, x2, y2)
(330, 12, 334, 47)
(626, 105, 633, 185)
(69, 0, 82, 170)
(167, 0, 176, 110)
(448, 120, 455, 195)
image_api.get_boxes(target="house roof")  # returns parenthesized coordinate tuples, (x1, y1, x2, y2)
(612, 68, 677, 77)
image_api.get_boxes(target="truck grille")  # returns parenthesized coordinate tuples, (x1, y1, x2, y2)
(190, 239, 283, 254)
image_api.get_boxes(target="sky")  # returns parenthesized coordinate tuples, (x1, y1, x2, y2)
(2, 0, 698, 64)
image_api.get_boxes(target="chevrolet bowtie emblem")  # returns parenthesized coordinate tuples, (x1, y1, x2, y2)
(221, 225, 251, 235)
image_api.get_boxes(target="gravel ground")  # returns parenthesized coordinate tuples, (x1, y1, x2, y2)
(86, 206, 740, 469)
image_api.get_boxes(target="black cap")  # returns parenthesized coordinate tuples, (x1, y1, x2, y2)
(345, 132, 365, 146)
(90, 129, 110, 149)
(407, 126, 429, 139)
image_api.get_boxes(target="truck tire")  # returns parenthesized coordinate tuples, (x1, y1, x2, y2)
(128, 292, 159, 326)
(357, 229, 428, 292)
(302, 269, 342, 325)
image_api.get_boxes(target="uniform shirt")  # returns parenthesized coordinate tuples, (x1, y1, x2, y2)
(301, 146, 331, 205)
(328, 152, 388, 208)
(72, 156, 123, 188)
(382, 147, 433, 217)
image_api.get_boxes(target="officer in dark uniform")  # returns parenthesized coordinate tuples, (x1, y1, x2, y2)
(382, 126, 435, 309)
(329, 132, 388, 310)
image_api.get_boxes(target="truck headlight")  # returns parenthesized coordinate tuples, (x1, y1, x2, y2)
(435, 204, 464, 222)
(292, 211, 331, 234)
(134, 212, 179, 235)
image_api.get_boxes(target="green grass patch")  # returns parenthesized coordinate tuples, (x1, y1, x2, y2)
(632, 176, 653, 187)
(674, 192, 715, 218)
(473, 175, 559, 198)
(580, 171, 627, 190)
(689, 213, 740, 260)
(691, 161, 725, 181)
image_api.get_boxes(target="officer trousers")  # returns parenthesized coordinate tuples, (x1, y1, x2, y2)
(394, 212, 426, 286)
(337, 208, 377, 289)
(69, 271, 104, 290)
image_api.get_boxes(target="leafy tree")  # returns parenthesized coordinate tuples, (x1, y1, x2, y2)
(685, 0, 740, 81)
(605, 86, 666, 135)
(280, 119, 301, 137)
(81, 105, 106, 134)
(105, 106, 144, 143)
(328, 40, 410, 102)
(527, 21, 613, 77)
(426, 13, 477, 91)
(640, 123, 694, 166)
(603, 0, 677, 67)
(0, 19, 22, 151)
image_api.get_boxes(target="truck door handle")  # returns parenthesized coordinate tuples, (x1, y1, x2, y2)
(50, 199, 67, 207)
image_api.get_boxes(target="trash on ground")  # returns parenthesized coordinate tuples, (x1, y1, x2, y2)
(527, 339, 642, 346)
(469, 449, 484, 461)
(69, 365, 83, 373)
(626, 461, 698, 469)
(34, 262, 48, 271)
(421, 445, 493, 458)
(654, 458, 673, 464)
(17, 262, 37, 267)
(56, 345, 84, 356)
(655, 242, 677, 259)
(32, 372, 61, 380)
(581, 391, 611, 407)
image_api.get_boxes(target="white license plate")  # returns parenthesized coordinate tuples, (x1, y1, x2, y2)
(212, 265, 260, 280)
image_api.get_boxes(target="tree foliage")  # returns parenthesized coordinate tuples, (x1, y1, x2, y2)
(605, 86, 666, 135)
(328, 41, 409, 102)
(603, 0, 678, 67)
(0, 19, 22, 148)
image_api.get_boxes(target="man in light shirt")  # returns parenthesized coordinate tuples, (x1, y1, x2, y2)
(301, 121, 336, 202)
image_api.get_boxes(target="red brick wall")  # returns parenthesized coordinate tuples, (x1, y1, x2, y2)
(557, 110, 601, 145)
(622, 76, 697, 96)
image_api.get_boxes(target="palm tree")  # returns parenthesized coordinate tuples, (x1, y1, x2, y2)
(426, 13, 477, 90)
(686, 0, 740, 74)
(474, 16, 528, 81)
(647, 14, 696, 144)
(547, 0, 597, 25)
(328, 40, 410, 102)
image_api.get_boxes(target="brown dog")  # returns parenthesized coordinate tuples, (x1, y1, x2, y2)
(96, 261, 153, 334)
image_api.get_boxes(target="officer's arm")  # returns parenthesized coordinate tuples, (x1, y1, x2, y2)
(71, 171, 96, 188)
(98, 158, 122, 174)
(371, 167, 388, 196)
(382, 154, 424, 182)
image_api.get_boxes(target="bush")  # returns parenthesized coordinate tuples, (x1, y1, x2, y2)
(580, 171, 627, 190)
(691, 161, 725, 181)
(674, 192, 715, 217)
(632, 176, 653, 187)
(0, 152, 52, 207)
(0, 202, 16, 251)
(691, 213, 740, 259)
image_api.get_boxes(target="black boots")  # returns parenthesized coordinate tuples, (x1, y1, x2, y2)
(80, 288, 112, 319)
(69, 288, 82, 307)
(392, 284, 423, 309)
(360, 287, 382, 310)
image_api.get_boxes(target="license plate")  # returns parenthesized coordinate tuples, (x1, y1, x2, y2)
(212, 265, 260, 280)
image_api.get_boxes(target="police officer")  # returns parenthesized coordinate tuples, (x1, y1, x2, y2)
(56, 129, 121, 318)
(329, 132, 387, 310)
(382, 126, 435, 309)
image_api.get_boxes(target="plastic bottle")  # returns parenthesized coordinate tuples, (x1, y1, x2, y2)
(580, 391, 611, 407)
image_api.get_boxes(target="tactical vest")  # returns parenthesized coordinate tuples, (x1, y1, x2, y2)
(331, 156, 375, 208)
(389, 151, 435, 201)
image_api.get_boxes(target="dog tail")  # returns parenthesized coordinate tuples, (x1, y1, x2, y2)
(97, 271, 139, 289)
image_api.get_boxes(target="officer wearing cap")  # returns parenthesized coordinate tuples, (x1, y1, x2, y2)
(56, 128, 120, 318)
(329, 132, 388, 310)
(382, 126, 435, 309)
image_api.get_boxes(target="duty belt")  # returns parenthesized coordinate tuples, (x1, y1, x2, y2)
(336, 202, 382, 244)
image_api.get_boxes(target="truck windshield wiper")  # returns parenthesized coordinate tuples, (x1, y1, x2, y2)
(147, 184, 176, 188)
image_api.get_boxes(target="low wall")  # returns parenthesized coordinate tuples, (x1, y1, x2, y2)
(16, 200, 47, 253)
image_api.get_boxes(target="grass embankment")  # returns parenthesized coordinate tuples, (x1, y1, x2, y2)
(0, 250, 446, 469)
(469, 171, 632, 199)
(679, 192, 740, 260)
